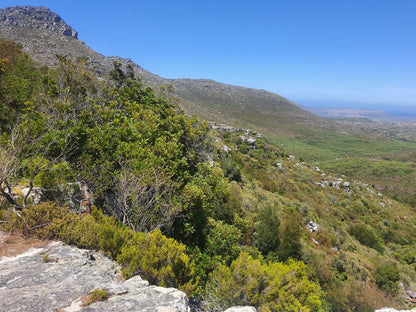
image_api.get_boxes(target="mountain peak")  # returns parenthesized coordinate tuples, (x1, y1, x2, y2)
(0, 5, 78, 38)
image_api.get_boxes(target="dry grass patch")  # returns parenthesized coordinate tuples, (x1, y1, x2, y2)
(81, 289, 108, 306)
(0, 230, 49, 258)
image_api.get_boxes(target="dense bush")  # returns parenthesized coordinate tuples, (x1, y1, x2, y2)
(255, 205, 280, 257)
(36, 162, 75, 202)
(0, 38, 42, 131)
(117, 229, 197, 294)
(325, 279, 387, 312)
(192, 217, 242, 285)
(7, 201, 69, 238)
(279, 207, 303, 261)
(207, 252, 323, 312)
(172, 163, 232, 249)
(220, 157, 242, 183)
(401, 248, 416, 265)
(348, 224, 384, 253)
(205, 217, 241, 265)
(375, 262, 400, 296)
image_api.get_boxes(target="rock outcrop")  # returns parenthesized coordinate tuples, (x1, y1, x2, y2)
(0, 239, 257, 312)
(0, 241, 189, 312)
(0, 6, 167, 81)
(0, 6, 78, 38)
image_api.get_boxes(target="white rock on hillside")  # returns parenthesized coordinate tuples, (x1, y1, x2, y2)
(224, 306, 257, 312)
(0, 241, 189, 312)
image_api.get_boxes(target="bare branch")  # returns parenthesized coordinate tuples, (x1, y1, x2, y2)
(108, 162, 180, 233)
(0, 112, 73, 209)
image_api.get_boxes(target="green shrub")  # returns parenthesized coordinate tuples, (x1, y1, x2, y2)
(36, 162, 75, 201)
(382, 228, 409, 245)
(173, 163, 232, 248)
(193, 218, 242, 285)
(91, 207, 133, 257)
(7, 202, 100, 249)
(42, 254, 50, 263)
(279, 207, 303, 261)
(206, 252, 323, 312)
(255, 205, 280, 257)
(315, 230, 337, 249)
(375, 262, 400, 296)
(348, 224, 384, 253)
(7, 202, 69, 238)
(402, 250, 416, 265)
(220, 158, 242, 183)
(117, 229, 197, 295)
(325, 279, 387, 312)
(82, 288, 108, 306)
(60, 214, 101, 249)
(205, 218, 241, 266)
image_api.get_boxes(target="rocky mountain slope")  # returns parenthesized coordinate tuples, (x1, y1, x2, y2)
(172, 78, 341, 135)
(0, 5, 348, 138)
(0, 6, 160, 80)
(0, 5, 78, 38)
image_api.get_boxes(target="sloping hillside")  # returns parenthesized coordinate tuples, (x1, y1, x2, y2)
(1, 6, 416, 312)
(0, 6, 348, 139)
(172, 78, 344, 135)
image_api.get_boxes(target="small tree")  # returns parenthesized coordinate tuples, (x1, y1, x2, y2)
(279, 207, 303, 261)
(0, 106, 70, 211)
(255, 205, 280, 257)
(349, 224, 384, 253)
(206, 252, 323, 311)
(0, 55, 95, 212)
(0, 38, 41, 132)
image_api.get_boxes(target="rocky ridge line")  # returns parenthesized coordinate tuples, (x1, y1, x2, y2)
(0, 5, 78, 38)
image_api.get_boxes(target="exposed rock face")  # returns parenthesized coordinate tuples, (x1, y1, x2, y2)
(0, 6, 78, 38)
(0, 241, 190, 312)
(0, 6, 166, 81)
(0, 11, 110, 74)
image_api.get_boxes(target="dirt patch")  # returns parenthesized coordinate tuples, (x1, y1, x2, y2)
(0, 230, 50, 258)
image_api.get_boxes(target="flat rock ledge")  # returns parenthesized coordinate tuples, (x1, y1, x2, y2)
(0, 241, 189, 312)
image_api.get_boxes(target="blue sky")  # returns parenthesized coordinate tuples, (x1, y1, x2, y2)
(2, 0, 416, 114)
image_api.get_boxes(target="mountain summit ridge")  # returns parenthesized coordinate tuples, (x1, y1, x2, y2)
(0, 5, 78, 38)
